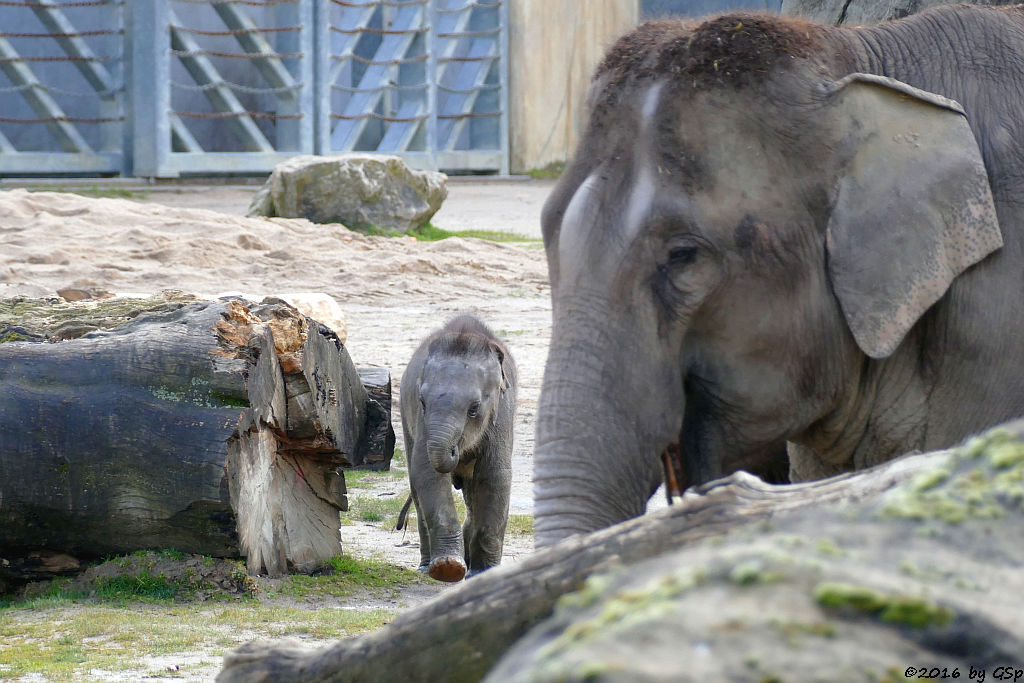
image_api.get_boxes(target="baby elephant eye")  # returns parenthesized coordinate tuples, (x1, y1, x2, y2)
(467, 403, 480, 419)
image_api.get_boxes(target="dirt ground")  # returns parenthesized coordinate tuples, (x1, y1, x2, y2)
(0, 177, 556, 584)
(0, 177, 562, 681)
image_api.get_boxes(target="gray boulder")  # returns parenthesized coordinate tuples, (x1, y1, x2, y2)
(247, 154, 447, 232)
(489, 425, 1024, 682)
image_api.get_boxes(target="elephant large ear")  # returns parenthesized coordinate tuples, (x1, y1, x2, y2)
(824, 73, 1001, 359)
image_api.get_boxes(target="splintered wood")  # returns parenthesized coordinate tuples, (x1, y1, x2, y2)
(0, 296, 394, 585)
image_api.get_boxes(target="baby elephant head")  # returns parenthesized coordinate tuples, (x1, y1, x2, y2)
(418, 338, 508, 473)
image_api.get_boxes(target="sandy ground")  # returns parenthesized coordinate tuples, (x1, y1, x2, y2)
(0, 179, 555, 577)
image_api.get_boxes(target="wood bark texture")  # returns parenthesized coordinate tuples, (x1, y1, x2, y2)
(218, 443, 950, 683)
(0, 296, 393, 584)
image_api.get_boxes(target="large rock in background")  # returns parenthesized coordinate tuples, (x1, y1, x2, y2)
(781, 0, 1022, 25)
(247, 154, 447, 232)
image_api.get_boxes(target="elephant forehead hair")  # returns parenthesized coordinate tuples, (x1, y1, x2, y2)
(426, 314, 501, 360)
(595, 13, 824, 95)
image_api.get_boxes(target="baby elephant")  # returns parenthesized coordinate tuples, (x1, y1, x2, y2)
(398, 314, 517, 582)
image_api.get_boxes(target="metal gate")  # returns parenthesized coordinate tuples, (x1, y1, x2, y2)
(323, 0, 508, 173)
(131, 0, 315, 176)
(0, 0, 508, 177)
(0, 0, 125, 175)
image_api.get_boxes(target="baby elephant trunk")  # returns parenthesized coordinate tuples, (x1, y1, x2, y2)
(427, 427, 461, 474)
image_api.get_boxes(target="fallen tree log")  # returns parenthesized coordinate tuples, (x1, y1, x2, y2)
(0, 295, 394, 586)
(219, 422, 1024, 682)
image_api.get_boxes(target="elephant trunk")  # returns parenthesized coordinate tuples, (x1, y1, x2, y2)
(426, 424, 461, 474)
(533, 319, 677, 547)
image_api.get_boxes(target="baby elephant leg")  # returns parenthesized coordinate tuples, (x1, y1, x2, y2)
(411, 491, 432, 573)
(462, 461, 512, 577)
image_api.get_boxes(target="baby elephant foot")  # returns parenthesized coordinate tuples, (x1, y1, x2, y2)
(428, 555, 467, 583)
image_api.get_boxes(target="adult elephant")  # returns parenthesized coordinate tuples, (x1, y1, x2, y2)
(534, 6, 1024, 546)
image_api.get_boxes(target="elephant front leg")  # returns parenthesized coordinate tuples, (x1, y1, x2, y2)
(410, 444, 467, 582)
(462, 462, 512, 577)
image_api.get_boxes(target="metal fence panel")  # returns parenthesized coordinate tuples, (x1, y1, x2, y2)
(0, 0, 125, 175)
(131, 0, 316, 177)
(0, 0, 508, 177)
(322, 0, 507, 173)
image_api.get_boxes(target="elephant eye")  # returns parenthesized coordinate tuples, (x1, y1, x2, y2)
(467, 403, 480, 419)
(419, 397, 426, 411)
(667, 245, 698, 265)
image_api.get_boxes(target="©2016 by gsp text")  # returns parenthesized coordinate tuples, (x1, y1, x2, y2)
(904, 666, 1024, 681)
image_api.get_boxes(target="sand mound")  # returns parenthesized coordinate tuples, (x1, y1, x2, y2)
(0, 189, 548, 304)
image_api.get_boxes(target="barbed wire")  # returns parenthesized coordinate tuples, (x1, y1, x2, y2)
(0, 81, 122, 97)
(330, 25, 428, 36)
(0, 114, 123, 123)
(0, 1, 122, 7)
(170, 25, 302, 37)
(171, 79, 302, 95)
(330, 0, 426, 7)
(438, 82, 498, 94)
(333, 52, 427, 65)
(172, 110, 302, 119)
(437, 110, 499, 118)
(170, 0, 298, 5)
(331, 81, 425, 93)
(0, 29, 123, 38)
(0, 54, 116, 62)
(438, 53, 496, 62)
(170, 48, 303, 59)
(331, 111, 425, 123)
(437, 27, 499, 38)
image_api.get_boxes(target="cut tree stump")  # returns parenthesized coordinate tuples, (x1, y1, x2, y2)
(0, 295, 394, 585)
(218, 423, 1024, 682)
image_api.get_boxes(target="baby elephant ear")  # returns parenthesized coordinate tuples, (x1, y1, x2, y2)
(825, 73, 1001, 359)
(489, 341, 508, 391)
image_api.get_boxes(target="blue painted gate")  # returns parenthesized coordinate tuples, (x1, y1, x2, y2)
(0, 0, 508, 177)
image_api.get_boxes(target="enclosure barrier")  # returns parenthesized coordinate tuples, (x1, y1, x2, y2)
(0, 0, 508, 176)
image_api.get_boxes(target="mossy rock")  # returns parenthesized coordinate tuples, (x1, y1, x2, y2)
(487, 422, 1024, 682)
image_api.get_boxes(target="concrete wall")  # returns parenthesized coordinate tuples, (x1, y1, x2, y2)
(508, 0, 639, 174)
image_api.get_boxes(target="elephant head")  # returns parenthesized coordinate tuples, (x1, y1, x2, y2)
(418, 337, 507, 474)
(533, 15, 1002, 545)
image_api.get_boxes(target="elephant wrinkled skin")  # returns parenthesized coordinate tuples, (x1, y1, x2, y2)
(400, 315, 517, 581)
(534, 6, 1024, 546)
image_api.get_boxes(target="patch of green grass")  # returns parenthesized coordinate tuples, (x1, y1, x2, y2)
(0, 601, 393, 681)
(269, 554, 426, 601)
(348, 494, 409, 525)
(92, 570, 182, 602)
(358, 221, 539, 243)
(25, 184, 149, 200)
(526, 161, 565, 179)
(507, 513, 534, 537)
(410, 223, 539, 243)
(345, 466, 407, 491)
